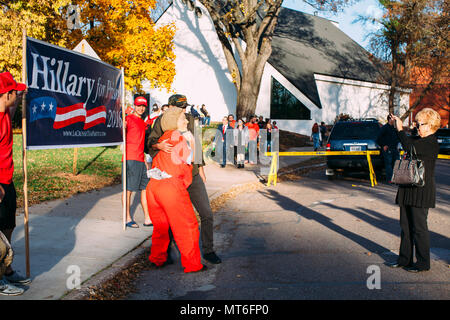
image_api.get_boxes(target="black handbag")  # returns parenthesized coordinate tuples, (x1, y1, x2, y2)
(391, 145, 425, 187)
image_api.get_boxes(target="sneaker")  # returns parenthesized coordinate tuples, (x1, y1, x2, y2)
(203, 252, 222, 264)
(0, 279, 24, 296)
(4, 271, 31, 285)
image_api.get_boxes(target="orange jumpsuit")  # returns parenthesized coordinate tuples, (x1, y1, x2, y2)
(146, 130, 203, 273)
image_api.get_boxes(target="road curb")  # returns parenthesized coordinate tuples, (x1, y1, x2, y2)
(61, 238, 151, 300)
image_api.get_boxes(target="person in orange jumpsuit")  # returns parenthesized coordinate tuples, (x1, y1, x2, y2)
(145, 107, 205, 273)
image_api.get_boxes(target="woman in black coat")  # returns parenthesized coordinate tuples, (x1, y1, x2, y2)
(389, 108, 441, 272)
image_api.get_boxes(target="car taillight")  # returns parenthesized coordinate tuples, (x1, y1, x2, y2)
(326, 143, 331, 151)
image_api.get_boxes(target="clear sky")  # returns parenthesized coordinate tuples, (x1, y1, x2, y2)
(281, 0, 383, 51)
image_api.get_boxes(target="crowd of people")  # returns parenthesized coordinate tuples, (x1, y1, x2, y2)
(0, 67, 444, 295)
(212, 114, 278, 169)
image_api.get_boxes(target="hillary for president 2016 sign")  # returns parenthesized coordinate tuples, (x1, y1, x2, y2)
(26, 37, 123, 149)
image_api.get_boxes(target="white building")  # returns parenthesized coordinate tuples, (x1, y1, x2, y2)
(145, 0, 410, 135)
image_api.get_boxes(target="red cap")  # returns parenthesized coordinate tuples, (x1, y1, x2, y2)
(0, 72, 26, 94)
(134, 96, 147, 107)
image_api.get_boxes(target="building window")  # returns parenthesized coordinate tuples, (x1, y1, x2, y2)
(270, 77, 311, 120)
(151, 0, 173, 23)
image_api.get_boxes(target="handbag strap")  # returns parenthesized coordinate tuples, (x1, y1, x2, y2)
(404, 144, 418, 160)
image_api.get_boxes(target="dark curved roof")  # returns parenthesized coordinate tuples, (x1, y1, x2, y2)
(269, 7, 388, 109)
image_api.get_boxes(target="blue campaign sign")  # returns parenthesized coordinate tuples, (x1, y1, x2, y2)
(25, 37, 124, 149)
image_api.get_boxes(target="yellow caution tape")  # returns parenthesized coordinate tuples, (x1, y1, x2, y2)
(266, 151, 380, 156)
(266, 150, 448, 188)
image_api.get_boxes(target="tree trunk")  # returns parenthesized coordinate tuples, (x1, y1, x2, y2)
(236, 44, 271, 120)
(236, 82, 259, 120)
(388, 48, 398, 114)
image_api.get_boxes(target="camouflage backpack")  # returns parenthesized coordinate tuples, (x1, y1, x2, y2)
(0, 231, 13, 278)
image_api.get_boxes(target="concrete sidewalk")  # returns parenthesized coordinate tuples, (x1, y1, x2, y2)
(0, 162, 263, 300)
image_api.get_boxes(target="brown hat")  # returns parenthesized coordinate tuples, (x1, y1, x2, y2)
(161, 107, 184, 132)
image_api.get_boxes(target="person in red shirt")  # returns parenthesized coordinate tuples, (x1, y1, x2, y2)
(0, 71, 30, 295)
(245, 115, 260, 164)
(123, 96, 152, 228)
(227, 114, 236, 128)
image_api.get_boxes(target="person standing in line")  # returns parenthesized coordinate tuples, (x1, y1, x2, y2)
(233, 119, 249, 168)
(376, 114, 400, 183)
(257, 116, 265, 129)
(227, 114, 237, 163)
(123, 96, 152, 228)
(214, 116, 232, 168)
(0, 71, 30, 296)
(246, 115, 260, 164)
(311, 123, 320, 151)
(145, 107, 205, 273)
(227, 114, 236, 128)
(387, 109, 441, 273)
(319, 122, 327, 147)
(147, 94, 222, 265)
(265, 121, 273, 152)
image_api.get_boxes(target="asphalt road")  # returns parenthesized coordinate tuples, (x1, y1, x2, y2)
(126, 160, 450, 301)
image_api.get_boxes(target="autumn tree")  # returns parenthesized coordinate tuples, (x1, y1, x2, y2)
(0, 0, 177, 94)
(0, 0, 72, 82)
(183, 0, 358, 119)
(69, 0, 177, 93)
(362, 0, 449, 119)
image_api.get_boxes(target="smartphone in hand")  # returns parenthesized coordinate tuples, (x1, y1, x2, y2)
(389, 113, 397, 129)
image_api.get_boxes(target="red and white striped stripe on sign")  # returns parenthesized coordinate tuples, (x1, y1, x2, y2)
(53, 103, 106, 130)
(84, 105, 106, 129)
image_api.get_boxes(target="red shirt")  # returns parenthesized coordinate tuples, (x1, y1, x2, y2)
(125, 114, 146, 162)
(246, 122, 260, 141)
(0, 111, 14, 184)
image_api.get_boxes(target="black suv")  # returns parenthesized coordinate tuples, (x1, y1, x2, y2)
(435, 128, 450, 154)
(325, 119, 384, 179)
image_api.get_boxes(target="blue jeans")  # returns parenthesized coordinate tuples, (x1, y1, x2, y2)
(312, 133, 320, 150)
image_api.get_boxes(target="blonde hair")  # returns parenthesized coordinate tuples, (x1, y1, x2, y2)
(415, 108, 441, 132)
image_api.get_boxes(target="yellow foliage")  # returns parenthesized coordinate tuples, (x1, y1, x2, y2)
(0, 0, 72, 82)
(0, 0, 176, 93)
(70, 0, 176, 93)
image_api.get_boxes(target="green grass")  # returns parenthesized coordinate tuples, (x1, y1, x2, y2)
(12, 134, 122, 207)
